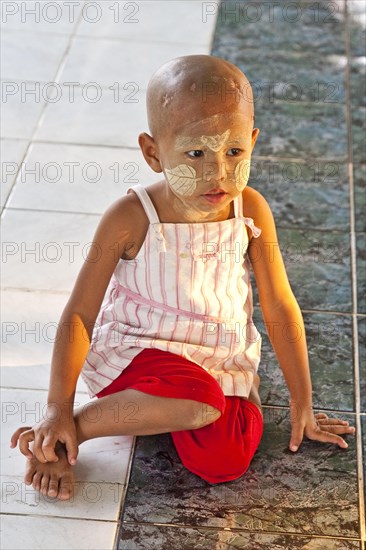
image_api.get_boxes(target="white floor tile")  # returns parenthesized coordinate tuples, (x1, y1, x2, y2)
(1, 364, 88, 394)
(0, 289, 73, 368)
(0, 80, 46, 139)
(6, 142, 159, 213)
(34, 84, 147, 147)
(0, 139, 29, 207)
(1, 364, 52, 390)
(0, 514, 118, 550)
(1, 474, 124, 519)
(0, 1, 219, 548)
(1, 209, 100, 292)
(76, 0, 218, 47)
(60, 36, 208, 90)
(1, 387, 134, 483)
(0, 0, 85, 35)
(1, 30, 69, 82)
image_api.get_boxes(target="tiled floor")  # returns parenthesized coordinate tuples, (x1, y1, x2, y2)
(117, 1, 366, 549)
(1, 1, 217, 549)
(1, 1, 365, 549)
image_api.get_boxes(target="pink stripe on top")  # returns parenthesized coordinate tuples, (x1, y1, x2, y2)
(81, 184, 262, 398)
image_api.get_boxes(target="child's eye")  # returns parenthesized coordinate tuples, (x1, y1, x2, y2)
(227, 148, 242, 156)
(186, 150, 204, 158)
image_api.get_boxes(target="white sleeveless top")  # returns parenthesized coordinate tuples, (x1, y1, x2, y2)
(81, 184, 262, 398)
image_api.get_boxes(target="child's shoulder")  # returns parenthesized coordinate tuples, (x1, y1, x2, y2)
(103, 184, 164, 260)
(106, 187, 149, 229)
(242, 185, 274, 222)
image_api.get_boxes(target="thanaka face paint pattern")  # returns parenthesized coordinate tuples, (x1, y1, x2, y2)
(175, 130, 231, 153)
(166, 130, 251, 196)
(164, 164, 200, 197)
(158, 110, 257, 223)
(234, 159, 251, 191)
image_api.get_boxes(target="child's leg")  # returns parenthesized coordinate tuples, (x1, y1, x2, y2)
(25, 390, 221, 500)
(75, 388, 222, 443)
(171, 374, 263, 484)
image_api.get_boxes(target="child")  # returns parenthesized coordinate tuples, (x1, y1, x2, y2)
(11, 55, 355, 500)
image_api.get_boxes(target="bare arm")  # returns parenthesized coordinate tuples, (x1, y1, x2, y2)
(244, 186, 354, 450)
(11, 193, 143, 462)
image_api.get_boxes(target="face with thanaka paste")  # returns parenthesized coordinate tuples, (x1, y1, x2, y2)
(158, 110, 259, 222)
(138, 55, 260, 222)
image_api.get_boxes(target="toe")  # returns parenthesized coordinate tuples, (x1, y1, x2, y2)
(24, 463, 36, 485)
(47, 476, 59, 498)
(32, 472, 42, 491)
(40, 475, 50, 496)
(58, 475, 73, 501)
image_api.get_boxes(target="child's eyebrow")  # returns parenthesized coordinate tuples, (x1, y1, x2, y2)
(175, 131, 243, 151)
(228, 139, 244, 145)
(174, 139, 204, 150)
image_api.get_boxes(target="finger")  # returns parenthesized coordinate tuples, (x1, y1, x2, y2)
(32, 433, 48, 463)
(10, 427, 32, 449)
(42, 435, 60, 463)
(306, 428, 348, 448)
(319, 424, 356, 435)
(314, 413, 328, 420)
(289, 424, 305, 453)
(64, 435, 79, 466)
(18, 430, 35, 459)
(317, 418, 349, 426)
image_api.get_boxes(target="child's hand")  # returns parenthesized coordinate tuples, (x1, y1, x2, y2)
(10, 414, 78, 466)
(289, 400, 356, 452)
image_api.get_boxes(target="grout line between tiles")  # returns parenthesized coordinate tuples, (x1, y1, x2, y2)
(28, 141, 140, 151)
(0, 26, 214, 49)
(254, 305, 357, 316)
(1, 286, 361, 316)
(120, 519, 361, 542)
(261, 404, 359, 416)
(2, 203, 360, 235)
(0, 287, 71, 296)
(113, 437, 138, 550)
(0, 386, 88, 394)
(1, 137, 356, 162)
(344, 0, 366, 542)
(207, 0, 221, 54)
(0, 511, 118, 523)
(1, 2, 87, 212)
(1, 206, 103, 216)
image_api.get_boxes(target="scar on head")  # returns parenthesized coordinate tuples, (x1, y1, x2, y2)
(162, 93, 173, 108)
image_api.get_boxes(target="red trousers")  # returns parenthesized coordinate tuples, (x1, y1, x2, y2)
(96, 348, 263, 484)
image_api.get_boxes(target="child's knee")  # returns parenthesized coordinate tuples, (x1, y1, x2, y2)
(194, 403, 222, 429)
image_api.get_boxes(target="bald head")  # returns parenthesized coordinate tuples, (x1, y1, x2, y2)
(146, 55, 254, 142)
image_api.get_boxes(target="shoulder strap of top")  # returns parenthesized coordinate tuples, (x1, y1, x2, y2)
(233, 193, 241, 218)
(127, 184, 160, 224)
(127, 185, 166, 252)
(235, 191, 262, 238)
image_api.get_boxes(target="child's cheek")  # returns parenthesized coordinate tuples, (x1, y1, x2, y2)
(164, 164, 198, 197)
(234, 160, 251, 191)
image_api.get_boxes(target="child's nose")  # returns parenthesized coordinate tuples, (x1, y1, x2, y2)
(204, 160, 226, 182)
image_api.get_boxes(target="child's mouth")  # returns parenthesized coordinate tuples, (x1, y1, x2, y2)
(202, 189, 228, 203)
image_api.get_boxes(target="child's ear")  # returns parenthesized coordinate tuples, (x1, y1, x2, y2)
(251, 128, 260, 151)
(138, 133, 163, 173)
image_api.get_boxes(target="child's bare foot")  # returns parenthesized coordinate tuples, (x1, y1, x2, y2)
(24, 442, 74, 500)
